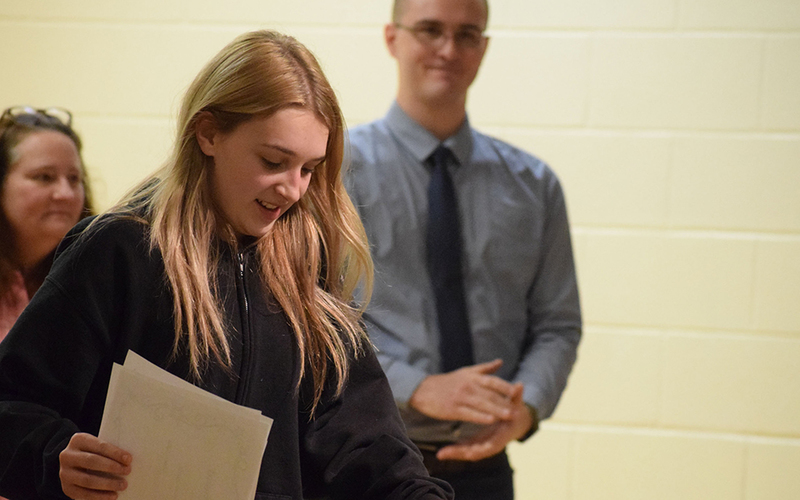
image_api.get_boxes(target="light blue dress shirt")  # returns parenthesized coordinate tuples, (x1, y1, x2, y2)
(345, 103, 581, 443)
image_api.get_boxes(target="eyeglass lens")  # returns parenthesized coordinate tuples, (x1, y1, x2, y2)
(400, 22, 485, 50)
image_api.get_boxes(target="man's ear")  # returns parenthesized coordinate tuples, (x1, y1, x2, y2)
(195, 112, 218, 157)
(384, 23, 399, 58)
(478, 35, 490, 61)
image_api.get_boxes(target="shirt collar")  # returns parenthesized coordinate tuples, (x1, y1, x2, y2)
(384, 101, 474, 168)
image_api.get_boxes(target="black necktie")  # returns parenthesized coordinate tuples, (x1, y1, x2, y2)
(427, 145, 473, 372)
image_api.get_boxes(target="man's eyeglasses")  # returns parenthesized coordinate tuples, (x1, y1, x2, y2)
(394, 22, 487, 51)
(1, 106, 73, 128)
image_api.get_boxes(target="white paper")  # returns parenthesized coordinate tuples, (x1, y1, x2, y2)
(98, 351, 273, 500)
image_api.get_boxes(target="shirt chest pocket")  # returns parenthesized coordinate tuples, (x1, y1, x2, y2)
(468, 197, 542, 287)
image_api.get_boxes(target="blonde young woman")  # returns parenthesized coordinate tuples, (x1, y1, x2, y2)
(0, 31, 453, 500)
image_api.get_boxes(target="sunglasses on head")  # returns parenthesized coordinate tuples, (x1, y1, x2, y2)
(1, 106, 73, 128)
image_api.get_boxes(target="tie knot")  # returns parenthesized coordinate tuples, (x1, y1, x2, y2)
(429, 145, 452, 170)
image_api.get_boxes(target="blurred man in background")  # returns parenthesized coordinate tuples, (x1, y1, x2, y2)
(346, 0, 582, 498)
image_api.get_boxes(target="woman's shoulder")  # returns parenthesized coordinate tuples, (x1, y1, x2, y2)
(53, 213, 156, 272)
(62, 213, 150, 251)
(45, 213, 164, 302)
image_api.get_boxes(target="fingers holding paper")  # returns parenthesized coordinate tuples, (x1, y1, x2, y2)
(59, 432, 131, 500)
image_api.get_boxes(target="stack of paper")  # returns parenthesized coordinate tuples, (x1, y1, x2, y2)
(98, 350, 273, 500)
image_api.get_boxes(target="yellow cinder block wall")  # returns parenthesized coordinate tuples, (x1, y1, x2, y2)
(2, 1, 799, 498)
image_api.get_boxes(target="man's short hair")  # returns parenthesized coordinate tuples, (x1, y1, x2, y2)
(391, 0, 489, 24)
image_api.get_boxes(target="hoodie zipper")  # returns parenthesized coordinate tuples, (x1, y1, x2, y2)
(234, 250, 253, 405)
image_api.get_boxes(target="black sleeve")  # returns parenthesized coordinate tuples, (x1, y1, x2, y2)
(0, 217, 165, 499)
(0, 401, 77, 499)
(299, 347, 454, 500)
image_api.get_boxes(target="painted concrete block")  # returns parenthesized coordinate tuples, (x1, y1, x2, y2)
(0, 0, 392, 26)
(78, 117, 174, 209)
(509, 426, 573, 500)
(490, 0, 677, 29)
(745, 440, 800, 500)
(573, 430, 744, 500)
(669, 135, 800, 232)
(578, 231, 755, 330)
(761, 36, 800, 131)
(553, 327, 662, 426)
(490, 131, 671, 227)
(678, 0, 800, 30)
(470, 34, 591, 127)
(0, 23, 242, 117)
(590, 35, 762, 130)
(753, 239, 800, 333)
(662, 334, 800, 435)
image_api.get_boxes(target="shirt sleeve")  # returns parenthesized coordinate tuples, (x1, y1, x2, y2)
(514, 175, 582, 420)
(361, 315, 427, 405)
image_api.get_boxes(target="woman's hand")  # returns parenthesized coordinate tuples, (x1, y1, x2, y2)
(59, 433, 132, 500)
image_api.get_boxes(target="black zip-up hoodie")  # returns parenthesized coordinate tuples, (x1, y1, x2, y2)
(0, 216, 452, 500)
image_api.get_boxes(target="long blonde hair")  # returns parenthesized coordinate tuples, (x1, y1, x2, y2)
(112, 30, 373, 411)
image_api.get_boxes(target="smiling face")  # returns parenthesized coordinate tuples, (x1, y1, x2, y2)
(387, 0, 488, 111)
(1, 130, 85, 267)
(196, 107, 329, 240)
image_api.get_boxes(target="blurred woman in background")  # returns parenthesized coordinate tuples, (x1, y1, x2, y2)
(0, 106, 94, 341)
